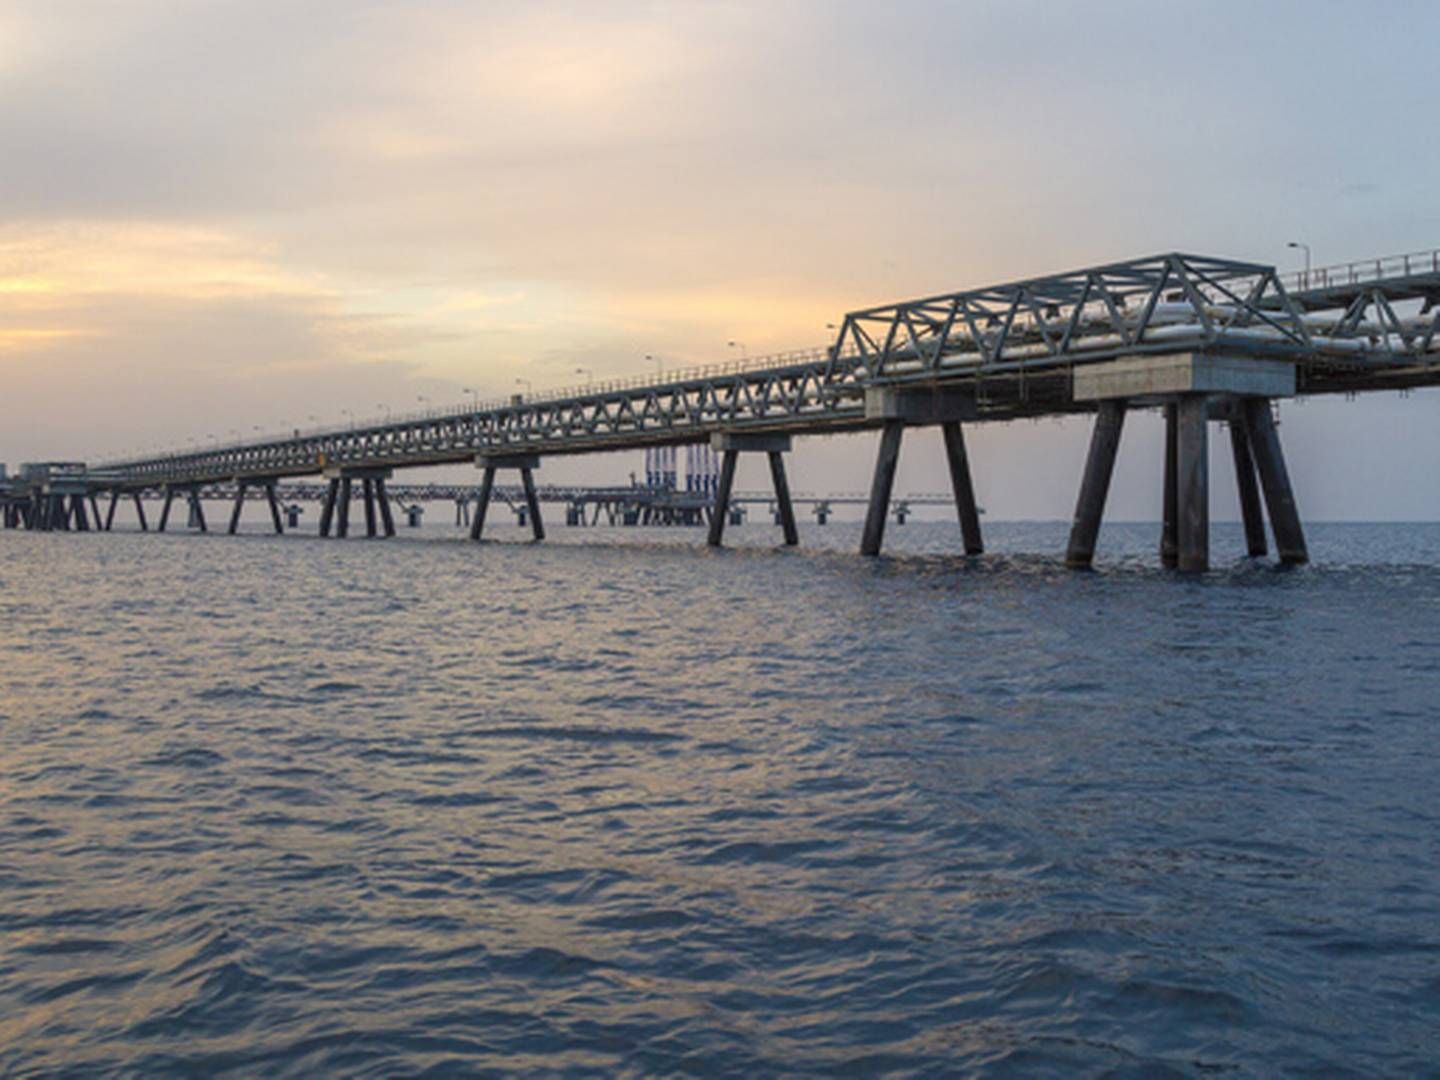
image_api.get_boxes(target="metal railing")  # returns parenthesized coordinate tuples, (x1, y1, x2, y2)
(95, 344, 845, 470)
(1282, 248, 1440, 294)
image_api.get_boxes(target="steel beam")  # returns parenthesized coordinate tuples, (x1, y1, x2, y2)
(1242, 398, 1308, 564)
(1065, 401, 1126, 568)
(133, 493, 148, 531)
(159, 488, 175, 532)
(105, 491, 119, 531)
(941, 421, 983, 555)
(861, 420, 904, 557)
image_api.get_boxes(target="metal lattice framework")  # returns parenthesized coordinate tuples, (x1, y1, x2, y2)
(77, 251, 1440, 491)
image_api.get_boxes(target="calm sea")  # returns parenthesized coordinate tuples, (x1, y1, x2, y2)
(2, 518, 1438, 1076)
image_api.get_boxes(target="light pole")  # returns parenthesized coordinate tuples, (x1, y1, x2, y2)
(1287, 241, 1312, 286)
(575, 367, 593, 385)
(515, 377, 532, 400)
(462, 388, 478, 410)
(377, 404, 392, 422)
(645, 354, 662, 376)
(728, 339, 748, 360)
(341, 409, 354, 430)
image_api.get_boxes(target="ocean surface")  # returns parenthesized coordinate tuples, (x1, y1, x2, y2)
(2, 516, 1438, 1076)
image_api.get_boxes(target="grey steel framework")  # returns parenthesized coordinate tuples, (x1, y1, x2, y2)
(6, 249, 1439, 573)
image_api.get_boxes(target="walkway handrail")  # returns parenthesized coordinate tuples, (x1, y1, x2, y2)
(1281, 248, 1440, 294)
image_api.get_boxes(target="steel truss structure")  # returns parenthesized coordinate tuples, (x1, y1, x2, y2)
(57, 250, 1440, 495)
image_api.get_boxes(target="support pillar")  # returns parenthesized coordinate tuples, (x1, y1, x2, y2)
(861, 420, 904, 557)
(707, 432, 793, 547)
(188, 489, 208, 533)
(1161, 403, 1178, 568)
(319, 478, 339, 537)
(134, 493, 148, 532)
(336, 477, 352, 538)
(520, 467, 544, 541)
(159, 488, 176, 532)
(376, 478, 395, 537)
(71, 494, 89, 532)
(228, 480, 248, 534)
(105, 491, 119, 532)
(1065, 400, 1127, 568)
(768, 451, 798, 546)
(89, 496, 101, 529)
(1176, 395, 1209, 573)
(471, 454, 541, 541)
(265, 482, 284, 535)
(941, 421, 984, 555)
(362, 477, 378, 538)
(1242, 398, 1308, 564)
(1230, 418, 1268, 557)
(469, 466, 496, 540)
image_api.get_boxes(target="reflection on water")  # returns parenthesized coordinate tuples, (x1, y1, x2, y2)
(2, 520, 1439, 1074)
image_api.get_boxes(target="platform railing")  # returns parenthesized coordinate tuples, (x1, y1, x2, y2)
(1282, 249, 1440, 293)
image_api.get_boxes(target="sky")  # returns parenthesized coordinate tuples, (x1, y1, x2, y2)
(2, 0, 1439, 520)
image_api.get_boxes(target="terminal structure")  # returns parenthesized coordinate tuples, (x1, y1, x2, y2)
(4, 250, 1438, 571)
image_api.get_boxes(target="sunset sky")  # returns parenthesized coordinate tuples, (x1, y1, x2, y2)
(3, 0, 1438, 519)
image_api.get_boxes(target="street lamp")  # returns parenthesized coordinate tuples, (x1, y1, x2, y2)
(645, 353, 662, 376)
(462, 388, 478, 410)
(575, 367, 593, 385)
(728, 339, 748, 359)
(515, 377, 532, 399)
(1287, 241, 1312, 285)
(341, 408, 354, 430)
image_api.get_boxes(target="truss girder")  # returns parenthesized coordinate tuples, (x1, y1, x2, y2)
(833, 254, 1326, 380)
(92, 252, 1440, 490)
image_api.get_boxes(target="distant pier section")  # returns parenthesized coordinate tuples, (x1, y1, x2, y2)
(5, 250, 1439, 571)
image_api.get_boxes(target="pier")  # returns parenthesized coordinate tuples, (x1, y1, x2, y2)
(5, 250, 1438, 571)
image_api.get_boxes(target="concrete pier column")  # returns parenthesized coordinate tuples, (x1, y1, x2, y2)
(105, 491, 119, 531)
(472, 454, 539, 542)
(1242, 398, 1308, 564)
(707, 449, 739, 547)
(708, 432, 794, 548)
(469, 466, 496, 540)
(941, 421, 984, 555)
(1065, 400, 1127, 568)
(520, 467, 545, 541)
(1229, 417, 1268, 557)
(1176, 395, 1210, 573)
(319, 478, 340, 537)
(133, 493, 148, 531)
(362, 477, 378, 538)
(265, 482, 284, 535)
(188, 489, 208, 533)
(89, 496, 101, 529)
(861, 420, 904, 557)
(228, 481, 248, 534)
(336, 477, 352, 538)
(768, 451, 799, 547)
(71, 495, 89, 531)
(375, 478, 395, 537)
(158, 488, 175, 532)
(1161, 403, 1178, 568)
